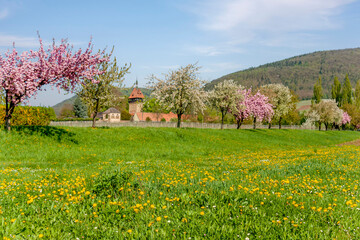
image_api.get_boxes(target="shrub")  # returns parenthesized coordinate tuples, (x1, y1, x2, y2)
(146, 117, 152, 122)
(121, 110, 132, 120)
(0, 105, 54, 126)
(91, 171, 136, 198)
(161, 118, 166, 122)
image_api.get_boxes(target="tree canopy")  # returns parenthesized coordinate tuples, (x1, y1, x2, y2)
(78, 49, 130, 127)
(209, 80, 243, 129)
(0, 37, 108, 131)
(149, 63, 207, 128)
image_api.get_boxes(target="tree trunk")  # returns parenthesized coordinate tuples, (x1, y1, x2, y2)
(237, 118, 243, 129)
(92, 99, 100, 128)
(253, 117, 257, 129)
(268, 122, 272, 129)
(325, 123, 328, 131)
(4, 92, 15, 132)
(92, 113, 97, 128)
(318, 122, 321, 131)
(221, 111, 225, 130)
(279, 117, 282, 129)
(177, 113, 182, 128)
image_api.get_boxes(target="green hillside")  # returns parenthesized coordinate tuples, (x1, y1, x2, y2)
(206, 48, 360, 99)
(52, 95, 77, 116)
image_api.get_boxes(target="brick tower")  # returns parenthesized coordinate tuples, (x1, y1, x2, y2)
(128, 80, 145, 114)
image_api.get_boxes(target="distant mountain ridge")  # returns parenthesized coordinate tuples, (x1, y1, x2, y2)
(206, 48, 360, 99)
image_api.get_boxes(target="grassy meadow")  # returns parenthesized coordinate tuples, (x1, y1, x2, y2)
(0, 127, 360, 239)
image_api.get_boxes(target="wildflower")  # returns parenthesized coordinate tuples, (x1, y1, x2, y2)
(200, 211, 204, 216)
(156, 217, 161, 222)
(39, 234, 44, 238)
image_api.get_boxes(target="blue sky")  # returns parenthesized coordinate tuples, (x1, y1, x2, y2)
(1, 0, 360, 106)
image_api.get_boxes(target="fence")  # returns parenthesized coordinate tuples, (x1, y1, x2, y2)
(50, 121, 305, 129)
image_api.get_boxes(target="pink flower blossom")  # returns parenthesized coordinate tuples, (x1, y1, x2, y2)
(341, 111, 351, 125)
(0, 37, 108, 130)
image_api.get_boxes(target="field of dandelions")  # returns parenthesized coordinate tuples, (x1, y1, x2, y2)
(0, 127, 360, 239)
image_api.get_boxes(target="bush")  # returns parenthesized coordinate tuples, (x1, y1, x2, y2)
(161, 118, 166, 122)
(146, 117, 152, 122)
(0, 105, 54, 126)
(121, 110, 132, 120)
(91, 171, 136, 198)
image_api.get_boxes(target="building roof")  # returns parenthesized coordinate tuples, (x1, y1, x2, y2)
(133, 112, 193, 122)
(129, 88, 145, 99)
(103, 107, 121, 114)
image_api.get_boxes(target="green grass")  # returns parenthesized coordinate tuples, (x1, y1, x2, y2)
(0, 127, 360, 239)
(296, 100, 312, 108)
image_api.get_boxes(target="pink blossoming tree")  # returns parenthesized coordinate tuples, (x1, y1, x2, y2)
(231, 89, 273, 129)
(341, 111, 351, 126)
(0, 38, 108, 131)
(247, 91, 274, 129)
(231, 88, 251, 129)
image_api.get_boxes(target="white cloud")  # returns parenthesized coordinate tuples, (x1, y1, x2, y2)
(0, 8, 8, 19)
(0, 34, 87, 48)
(201, 62, 244, 73)
(0, 34, 40, 47)
(185, 43, 244, 56)
(158, 65, 181, 70)
(194, 0, 356, 32)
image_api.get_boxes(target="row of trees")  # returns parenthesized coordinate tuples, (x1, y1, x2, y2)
(311, 74, 359, 130)
(313, 74, 360, 107)
(149, 63, 296, 129)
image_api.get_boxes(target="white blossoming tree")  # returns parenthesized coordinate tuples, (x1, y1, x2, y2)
(260, 84, 292, 129)
(149, 63, 207, 128)
(307, 99, 344, 131)
(209, 80, 243, 129)
(78, 50, 130, 128)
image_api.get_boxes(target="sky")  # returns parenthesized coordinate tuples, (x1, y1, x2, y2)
(1, 0, 360, 106)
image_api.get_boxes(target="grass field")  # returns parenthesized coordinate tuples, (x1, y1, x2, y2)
(1, 127, 360, 239)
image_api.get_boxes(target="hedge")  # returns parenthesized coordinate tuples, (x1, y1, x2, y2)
(0, 105, 56, 126)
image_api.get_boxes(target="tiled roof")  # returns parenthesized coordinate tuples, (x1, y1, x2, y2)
(133, 112, 193, 122)
(129, 88, 145, 99)
(103, 107, 121, 114)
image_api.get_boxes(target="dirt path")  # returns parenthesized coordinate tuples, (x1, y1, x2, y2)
(338, 139, 360, 146)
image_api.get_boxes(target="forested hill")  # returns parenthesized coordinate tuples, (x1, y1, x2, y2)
(206, 48, 360, 99)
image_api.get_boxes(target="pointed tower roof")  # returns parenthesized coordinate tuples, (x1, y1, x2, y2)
(129, 87, 145, 99)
